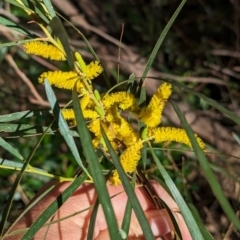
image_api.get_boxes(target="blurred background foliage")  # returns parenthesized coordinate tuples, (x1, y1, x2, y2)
(0, 0, 240, 239)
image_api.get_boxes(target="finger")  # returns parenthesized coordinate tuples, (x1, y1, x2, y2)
(151, 181, 192, 239)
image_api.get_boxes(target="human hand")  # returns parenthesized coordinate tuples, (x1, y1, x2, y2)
(6, 181, 192, 240)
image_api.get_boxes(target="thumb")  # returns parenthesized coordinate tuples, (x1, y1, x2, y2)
(145, 208, 174, 237)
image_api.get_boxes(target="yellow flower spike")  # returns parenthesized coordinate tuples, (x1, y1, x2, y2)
(62, 109, 75, 120)
(140, 108, 163, 128)
(120, 140, 143, 173)
(151, 127, 206, 150)
(80, 94, 90, 110)
(112, 117, 140, 147)
(148, 82, 172, 109)
(109, 140, 143, 185)
(75, 52, 87, 73)
(62, 108, 99, 121)
(86, 61, 103, 81)
(109, 170, 121, 186)
(88, 119, 101, 137)
(102, 92, 136, 110)
(139, 82, 172, 127)
(105, 105, 121, 123)
(83, 109, 99, 120)
(24, 41, 66, 61)
(38, 71, 85, 92)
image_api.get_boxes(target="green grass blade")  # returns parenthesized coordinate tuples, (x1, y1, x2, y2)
(87, 199, 99, 240)
(0, 39, 39, 48)
(3, 0, 33, 15)
(4, 184, 55, 238)
(49, 16, 74, 69)
(150, 176, 183, 239)
(121, 172, 136, 236)
(0, 123, 79, 137)
(101, 128, 155, 240)
(141, 0, 187, 81)
(149, 147, 205, 240)
(0, 16, 35, 37)
(171, 101, 240, 231)
(0, 158, 48, 173)
(44, 79, 90, 177)
(188, 203, 214, 239)
(42, 0, 56, 18)
(0, 159, 27, 168)
(22, 174, 87, 240)
(0, 123, 54, 134)
(72, 86, 122, 240)
(0, 110, 49, 122)
(169, 80, 240, 126)
(0, 122, 53, 236)
(0, 136, 24, 161)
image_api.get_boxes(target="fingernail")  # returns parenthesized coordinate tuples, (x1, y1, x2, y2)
(150, 216, 171, 237)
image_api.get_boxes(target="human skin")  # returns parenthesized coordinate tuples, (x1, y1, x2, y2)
(5, 181, 192, 240)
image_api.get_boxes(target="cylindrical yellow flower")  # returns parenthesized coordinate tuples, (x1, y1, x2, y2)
(139, 82, 172, 127)
(102, 92, 136, 110)
(39, 71, 85, 92)
(24, 41, 66, 61)
(120, 140, 143, 173)
(86, 61, 103, 81)
(151, 82, 172, 104)
(109, 140, 143, 185)
(108, 170, 121, 185)
(139, 107, 163, 128)
(151, 127, 206, 150)
(112, 117, 140, 147)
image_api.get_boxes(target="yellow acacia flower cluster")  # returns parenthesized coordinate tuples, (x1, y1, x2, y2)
(24, 40, 205, 185)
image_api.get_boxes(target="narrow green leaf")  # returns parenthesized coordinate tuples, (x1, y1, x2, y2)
(32, 1, 50, 24)
(0, 39, 38, 48)
(0, 123, 79, 137)
(137, 84, 147, 106)
(42, 0, 56, 18)
(169, 80, 240, 126)
(139, 0, 187, 103)
(148, 176, 183, 239)
(121, 172, 136, 236)
(0, 122, 52, 236)
(4, 184, 55, 238)
(49, 16, 74, 69)
(141, 142, 148, 170)
(0, 158, 48, 173)
(149, 147, 205, 240)
(101, 128, 155, 240)
(171, 101, 240, 231)
(87, 199, 99, 240)
(188, 203, 214, 239)
(3, 0, 33, 14)
(0, 110, 48, 122)
(0, 123, 54, 134)
(0, 16, 35, 37)
(44, 79, 90, 177)
(22, 174, 87, 240)
(0, 137, 24, 161)
(127, 73, 136, 93)
(72, 85, 121, 240)
(141, 0, 187, 81)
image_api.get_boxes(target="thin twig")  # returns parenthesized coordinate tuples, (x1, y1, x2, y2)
(5, 54, 49, 106)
